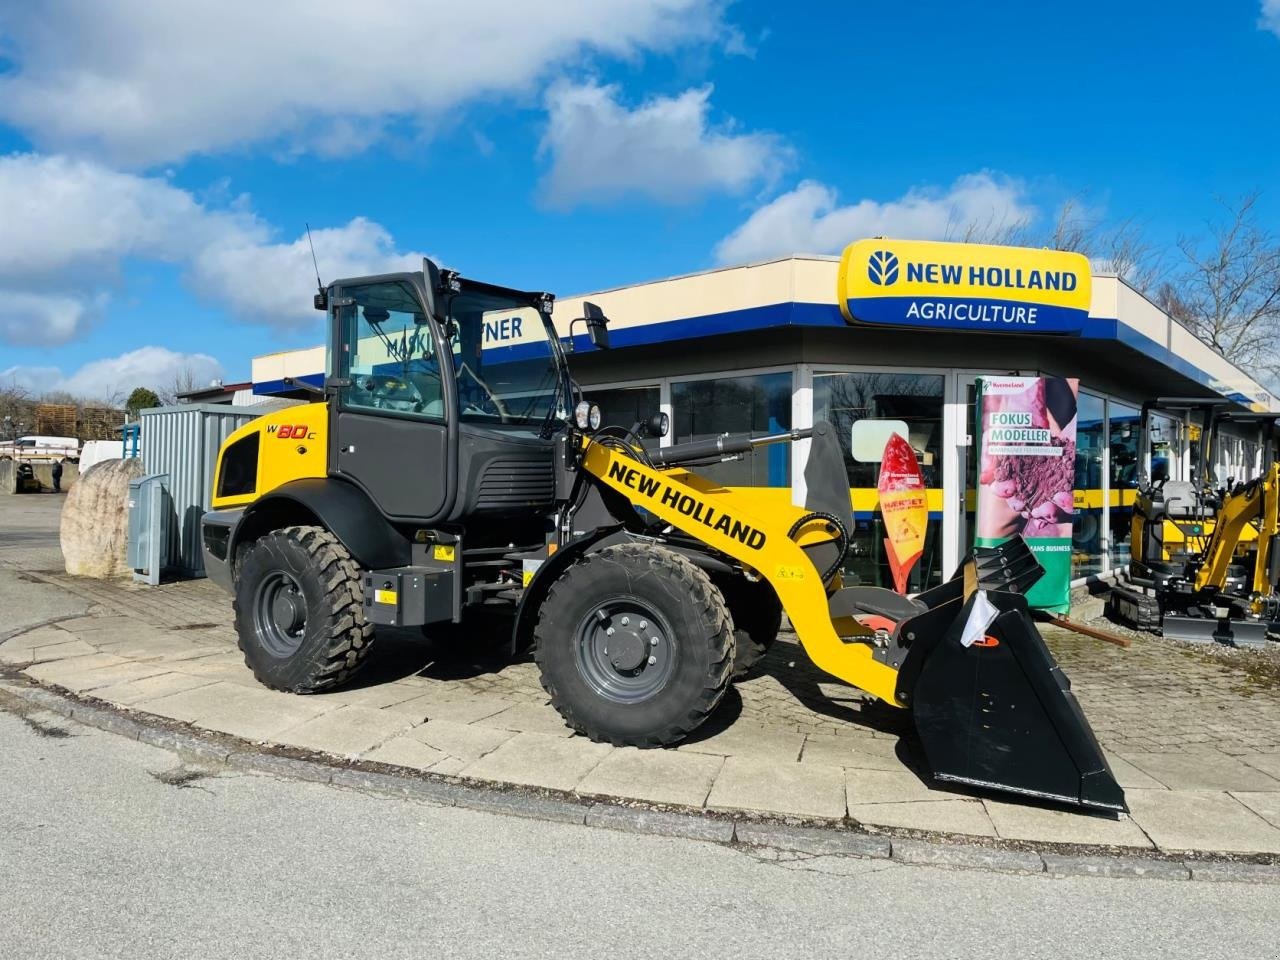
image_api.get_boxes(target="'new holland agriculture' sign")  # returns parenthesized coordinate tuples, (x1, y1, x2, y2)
(837, 238, 1092, 334)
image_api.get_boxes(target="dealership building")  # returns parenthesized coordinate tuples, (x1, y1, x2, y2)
(249, 244, 1277, 594)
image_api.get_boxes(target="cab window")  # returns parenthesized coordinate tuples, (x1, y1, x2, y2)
(338, 281, 444, 419)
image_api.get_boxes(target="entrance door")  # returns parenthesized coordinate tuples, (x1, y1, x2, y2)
(331, 278, 450, 521)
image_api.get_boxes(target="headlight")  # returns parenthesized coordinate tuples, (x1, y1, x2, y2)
(588, 404, 602, 431)
(574, 401, 591, 430)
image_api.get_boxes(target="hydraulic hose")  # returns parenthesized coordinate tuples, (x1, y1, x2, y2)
(649, 428, 813, 468)
(788, 510, 849, 585)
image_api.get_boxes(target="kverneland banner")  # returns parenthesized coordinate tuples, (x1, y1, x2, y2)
(975, 376, 1079, 613)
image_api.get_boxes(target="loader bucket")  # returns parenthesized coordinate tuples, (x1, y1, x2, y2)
(894, 555, 1126, 814)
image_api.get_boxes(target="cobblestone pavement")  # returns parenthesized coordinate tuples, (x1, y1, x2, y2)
(5, 493, 1280, 855)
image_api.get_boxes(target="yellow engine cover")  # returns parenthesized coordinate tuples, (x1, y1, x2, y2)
(210, 402, 329, 509)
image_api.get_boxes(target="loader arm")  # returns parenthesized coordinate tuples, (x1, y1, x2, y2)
(1194, 464, 1278, 592)
(580, 439, 903, 706)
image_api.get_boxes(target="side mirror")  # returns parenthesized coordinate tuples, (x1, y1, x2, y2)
(582, 301, 610, 350)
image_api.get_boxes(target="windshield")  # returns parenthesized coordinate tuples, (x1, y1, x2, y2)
(441, 284, 567, 428)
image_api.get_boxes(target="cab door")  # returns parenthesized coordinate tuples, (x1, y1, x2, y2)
(330, 278, 452, 521)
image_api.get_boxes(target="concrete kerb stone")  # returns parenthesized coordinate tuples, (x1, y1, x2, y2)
(6, 676, 1280, 884)
(734, 822, 890, 859)
(1041, 853, 1192, 881)
(588, 804, 736, 843)
(890, 838, 1046, 875)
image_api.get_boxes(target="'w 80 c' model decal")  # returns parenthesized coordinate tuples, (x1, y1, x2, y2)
(606, 460, 766, 549)
(267, 423, 318, 440)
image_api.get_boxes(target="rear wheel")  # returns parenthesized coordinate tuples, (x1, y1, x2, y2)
(233, 525, 374, 692)
(714, 574, 783, 680)
(534, 543, 734, 747)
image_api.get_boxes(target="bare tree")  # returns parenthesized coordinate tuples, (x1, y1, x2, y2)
(0, 379, 33, 442)
(158, 364, 204, 405)
(1154, 193, 1280, 383)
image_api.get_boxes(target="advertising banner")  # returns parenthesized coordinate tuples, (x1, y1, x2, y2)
(877, 432, 928, 594)
(837, 238, 1092, 335)
(975, 376, 1079, 613)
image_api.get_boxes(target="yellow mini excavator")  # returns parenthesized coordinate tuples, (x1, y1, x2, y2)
(201, 259, 1124, 812)
(1109, 403, 1279, 645)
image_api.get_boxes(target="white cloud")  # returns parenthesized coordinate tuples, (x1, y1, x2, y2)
(2, 347, 223, 401)
(0, 153, 428, 344)
(1262, 0, 1280, 37)
(0, 0, 724, 166)
(539, 81, 788, 207)
(714, 173, 1035, 264)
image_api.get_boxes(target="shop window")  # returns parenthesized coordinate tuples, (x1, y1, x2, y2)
(1108, 400, 1142, 571)
(1072, 391, 1106, 580)
(813, 371, 945, 591)
(588, 385, 661, 445)
(671, 372, 792, 487)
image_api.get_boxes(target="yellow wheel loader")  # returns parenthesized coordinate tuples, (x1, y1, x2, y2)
(201, 261, 1124, 813)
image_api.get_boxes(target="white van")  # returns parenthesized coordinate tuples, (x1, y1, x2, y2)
(0, 435, 81, 463)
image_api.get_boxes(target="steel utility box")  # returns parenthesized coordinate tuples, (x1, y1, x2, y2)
(127, 473, 170, 585)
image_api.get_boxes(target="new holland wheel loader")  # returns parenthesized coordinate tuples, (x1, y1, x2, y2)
(201, 260, 1124, 813)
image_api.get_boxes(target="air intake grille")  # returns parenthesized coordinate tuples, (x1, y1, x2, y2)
(475, 457, 555, 511)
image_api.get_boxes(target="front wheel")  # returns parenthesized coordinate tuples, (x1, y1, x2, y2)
(233, 525, 375, 693)
(534, 543, 734, 747)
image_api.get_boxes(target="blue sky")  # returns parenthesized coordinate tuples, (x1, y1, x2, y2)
(1, 0, 1278, 398)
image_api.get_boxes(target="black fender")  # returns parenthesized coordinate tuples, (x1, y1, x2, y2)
(231, 477, 411, 572)
(510, 524, 626, 656)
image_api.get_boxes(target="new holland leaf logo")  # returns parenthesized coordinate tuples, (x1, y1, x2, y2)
(867, 250, 899, 286)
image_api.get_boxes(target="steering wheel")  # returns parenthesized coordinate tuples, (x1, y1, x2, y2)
(360, 374, 426, 414)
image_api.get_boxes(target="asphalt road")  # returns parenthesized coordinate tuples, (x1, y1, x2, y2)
(1, 703, 1277, 960)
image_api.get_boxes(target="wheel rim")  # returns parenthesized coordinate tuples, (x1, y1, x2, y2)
(253, 570, 308, 658)
(574, 599, 675, 704)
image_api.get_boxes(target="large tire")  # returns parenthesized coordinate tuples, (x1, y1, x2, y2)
(534, 543, 734, 747)
(715, 574, 783, 680)
(233, 525, 375, 693)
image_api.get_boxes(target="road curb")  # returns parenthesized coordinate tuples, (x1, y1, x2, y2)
(5, 677, 1280, 884)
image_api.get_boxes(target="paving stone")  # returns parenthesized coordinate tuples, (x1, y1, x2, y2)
(405, 718, 515, 761)
(849, 800, 998, 837)
(1041, 853, 1189, 880)
(316, 683, 428, 710)
(706, 756, 846, 820)
(983, 799, 1153, 848)
(1229, 791, 1280, 830)
(387, 692, 515, 725)
(328, 766, 458, 804)
(30, 658, 172, 694)
(272, 705, 420, 756)
(23, 652, 134, 687)
(1104, 754, 1168, 790)
(800, 734, 916, 771)
(891, 839, 1043, 874)
(734, 822, 891, 858)
(428, 756, 469, 776)
(0, 625, 72, 654)
(1120, 751, 1280, 792)
(460, 732, 612, 791)
(679, 723, 804, 762)
(362, 736, 448, 770)
(478, 702, 572, 737)
(587, 804, 735, 843)
(1240, 753, 1280, 781)
(845, 768, 967, 805)
(87, 671, 219, 706)
(17, 639, 98, 663)
(576, 747, 722, 808)
(133, 725, 232, 764)
(1126, 789, 1280, 854)
(1186, 860, 1280, 883)
(137, 681, 332, 740)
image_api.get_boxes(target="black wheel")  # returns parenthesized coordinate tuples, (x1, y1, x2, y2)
(233, 525, 374, 693)
(714, 573, 783, 679)
(534, 543, 734, 747)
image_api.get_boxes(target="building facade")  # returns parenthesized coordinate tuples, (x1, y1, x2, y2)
(251, 252, 1277, 593)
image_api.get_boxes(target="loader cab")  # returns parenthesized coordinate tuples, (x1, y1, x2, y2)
(327, 263, 574, 529)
